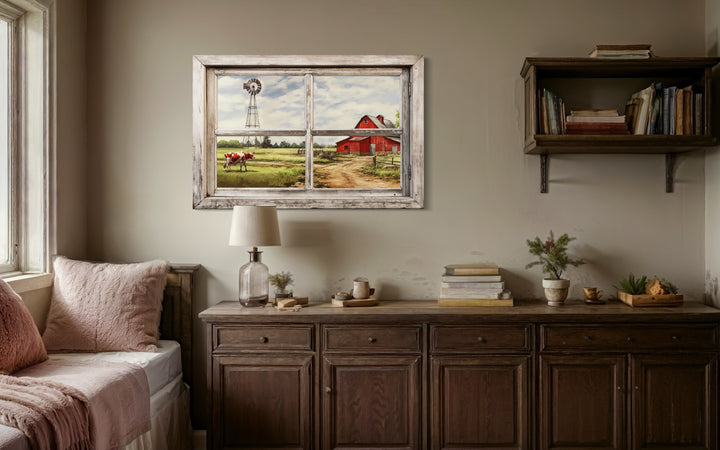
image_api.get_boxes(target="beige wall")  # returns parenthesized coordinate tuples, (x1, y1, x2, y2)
(82, 0, 708, 426)
(56, 0, 87, 259)
(707, 0, 720, 306)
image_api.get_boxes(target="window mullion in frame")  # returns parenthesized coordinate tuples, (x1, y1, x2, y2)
(305, 72, 313, 191)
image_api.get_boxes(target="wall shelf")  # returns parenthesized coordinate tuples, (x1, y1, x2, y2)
(522, 57, 720, 193)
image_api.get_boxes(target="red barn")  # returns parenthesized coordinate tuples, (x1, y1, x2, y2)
(336, 114, 401, 155)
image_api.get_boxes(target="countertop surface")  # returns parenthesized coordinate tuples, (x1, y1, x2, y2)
(199, 299, 720, 324)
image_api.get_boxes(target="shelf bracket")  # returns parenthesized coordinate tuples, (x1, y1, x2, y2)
(665, 153, 675, 193)
(540, 154, 548, 193)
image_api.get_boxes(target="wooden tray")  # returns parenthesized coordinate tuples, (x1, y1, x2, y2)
(331, 297, 379, 307)
(617, 290, 683, 307)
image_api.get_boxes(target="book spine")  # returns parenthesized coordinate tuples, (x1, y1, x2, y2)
(683, 88, 692, 135)
(439, 289, 503, 298)
(675, 88, 683, 135)
(440, 282, 505, 289)
(694, 92, 703, 135)
(669, 87, 677, 135)
(437, 298, 514, 307)
(546, 90, 557, 135)
(653, 82, 663, 135)
(662, 88, 670, 135)
(445, 268, 500, 276)
(441, 275, 502, 282)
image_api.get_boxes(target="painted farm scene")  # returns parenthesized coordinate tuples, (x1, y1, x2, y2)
(216, 74, 402, 189)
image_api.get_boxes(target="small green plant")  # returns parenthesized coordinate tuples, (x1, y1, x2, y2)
(526, 230, 585, 280)
(616, 273, 648, 295)
(660, 278, 679, 294)
(269, 271, 294, 292)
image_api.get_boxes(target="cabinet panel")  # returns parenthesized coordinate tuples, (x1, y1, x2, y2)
(214, 325, 313, 351)
(542, 324, 718, 352)
(431, 325, 531, 353)
(212, 354, 312, 450)
(322, 355, 421, 450)
(431, 355, 529, 450)
(323, 325, 421, 352)
(540, 354, 626, 450)
(631, 354, 717, 450)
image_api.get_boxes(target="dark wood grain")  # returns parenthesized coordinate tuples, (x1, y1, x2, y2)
(214, 324, 314, 351)
(323, 325, 421, 352)
(631, 354, 717, 450)
(322, 355, 421, 450)
(431, 355, 529, 450)
(431, 324, 531, 353)
(540, 354, 626, 450)
(212, 354, 312, 450)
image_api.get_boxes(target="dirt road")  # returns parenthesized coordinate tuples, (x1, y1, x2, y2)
(316, 157, 399, 189)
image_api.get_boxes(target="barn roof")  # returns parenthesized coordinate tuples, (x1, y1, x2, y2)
(364, 115, 395, 129)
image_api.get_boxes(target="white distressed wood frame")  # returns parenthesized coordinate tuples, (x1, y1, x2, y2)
(192, 55, 424, 209)
(0, 0, 55, 276)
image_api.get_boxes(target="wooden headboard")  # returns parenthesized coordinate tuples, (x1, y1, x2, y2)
(160, 263, 200, 389)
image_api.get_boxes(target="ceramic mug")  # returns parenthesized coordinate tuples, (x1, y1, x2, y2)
(353, 277, 370, 299)
(583, 287, 601, 300)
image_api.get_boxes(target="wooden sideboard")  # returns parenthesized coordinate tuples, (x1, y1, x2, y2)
(199, 300, 720, 450)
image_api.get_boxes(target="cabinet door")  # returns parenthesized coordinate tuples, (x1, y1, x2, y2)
(211, 354, 313, 450)
(631, 353, 717, 450)
(539, 354, 626, 450)
(430, 355, 529, 450)
(322, 355, 421, 450)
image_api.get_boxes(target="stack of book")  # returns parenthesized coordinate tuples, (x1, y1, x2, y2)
(439, 265, 513, 306)
(626, 83, 704, 135)
(588, 44, 653, 59)
(536, 88, 565, 135)
(565, 109, 629, 135)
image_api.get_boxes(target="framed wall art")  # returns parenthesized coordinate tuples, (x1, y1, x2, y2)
(192, 55, 424, 209)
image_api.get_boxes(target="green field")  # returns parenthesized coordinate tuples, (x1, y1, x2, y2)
(217, 148, 307, 188)
(217, 147, 400, 188)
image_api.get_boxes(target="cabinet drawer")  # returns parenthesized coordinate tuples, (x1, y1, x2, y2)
(431, 325, 531, 353)
(541, 324, 719, 352)
(214, 325, 313, 351)
(323, 325, 421, 352)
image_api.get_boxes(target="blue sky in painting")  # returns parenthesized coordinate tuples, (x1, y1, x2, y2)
(217, 74, 400, 145)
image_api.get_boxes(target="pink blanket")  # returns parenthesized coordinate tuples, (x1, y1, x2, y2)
(1, 359, 150, 450)
(0, 375, 90, 449)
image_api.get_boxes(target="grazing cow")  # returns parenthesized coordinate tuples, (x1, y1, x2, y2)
(223, 152, 255, 171)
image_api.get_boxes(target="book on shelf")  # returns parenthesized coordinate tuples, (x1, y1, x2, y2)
(565, 122, 629, 135)
(441, 274, 502, 283)
(662, 87, 671, 135)
(566, 115, 625, 123)
(440, 281, 505, 289)
(438, 297, 514, 307)
(440, 287, 505, 298)
(694, 92, 704, 135)
(668, 86, 677, 135)
(588, 44, 652, 58)
(537, 88, 564, 135)
(683, 87, 692, 134)
(444, 265, 499, 276)
(569, 109, 619, 117)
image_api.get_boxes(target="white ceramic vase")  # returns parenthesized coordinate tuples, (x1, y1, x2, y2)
(542, 278, 570, 306)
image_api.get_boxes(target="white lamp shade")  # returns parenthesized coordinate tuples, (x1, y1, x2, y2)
(228, 205, 281, 247)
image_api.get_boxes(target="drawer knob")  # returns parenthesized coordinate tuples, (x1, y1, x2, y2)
(260, 336, 268, 343)
(626, 337, 634, 342)
(672, 335, 679, 341)
(368, 337, 376, 343)
(325, 386, 332, 394)
(617, 385, 622, 391)
(584, 335, 592, 341)
(477, 337, 485, 343)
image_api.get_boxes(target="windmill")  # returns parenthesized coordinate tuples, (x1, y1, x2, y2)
(243, 78, 262, 145)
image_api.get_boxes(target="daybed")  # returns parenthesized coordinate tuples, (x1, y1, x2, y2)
(0, 258, 198, 450)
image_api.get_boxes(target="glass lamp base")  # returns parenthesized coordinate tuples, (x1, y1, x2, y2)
(240, 295, 269, 307)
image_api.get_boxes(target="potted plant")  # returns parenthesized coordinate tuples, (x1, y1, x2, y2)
(269, 271, 294, 302)
(526, 230, 585, 306)
(616, 273, 683, 307)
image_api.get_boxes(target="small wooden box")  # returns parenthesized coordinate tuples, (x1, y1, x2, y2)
(617, 290, 684, 307)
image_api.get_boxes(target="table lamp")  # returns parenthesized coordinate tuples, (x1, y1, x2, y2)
(229, 205, 281, 307)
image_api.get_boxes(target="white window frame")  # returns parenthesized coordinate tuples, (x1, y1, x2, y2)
(192, 55, 424, 209)
(0, 0, 55, 282)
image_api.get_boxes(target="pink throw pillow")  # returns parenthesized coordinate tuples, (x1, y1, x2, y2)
(0, 279, 48, 374)
(42, 257, 169, 352)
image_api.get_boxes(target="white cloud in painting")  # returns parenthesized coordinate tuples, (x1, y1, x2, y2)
(217, 74, 401, 135)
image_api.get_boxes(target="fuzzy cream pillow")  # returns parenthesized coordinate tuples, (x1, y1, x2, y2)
(0, 279, 48, 373)
(42, 257, 169, 352)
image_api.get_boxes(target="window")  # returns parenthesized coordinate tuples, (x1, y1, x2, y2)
(0, 0, 54, 277)
(193, 55, 424, 209)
